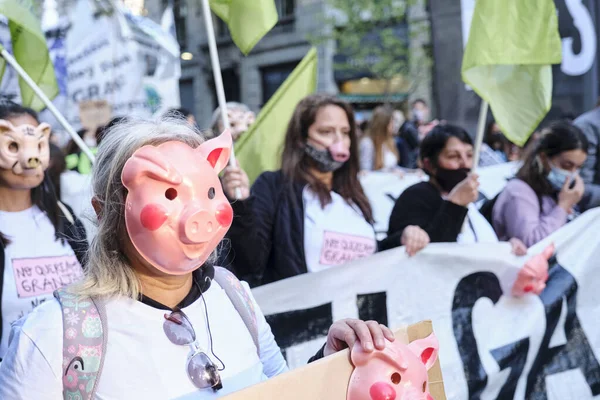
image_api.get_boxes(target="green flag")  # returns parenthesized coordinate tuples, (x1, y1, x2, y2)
(210, 0, 278, 55)
(462, 0, 562, 146)
(0, 0, 58, 111)
(235, 47, 318, 183)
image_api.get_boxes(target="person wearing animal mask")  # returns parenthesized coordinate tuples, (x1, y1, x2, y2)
(222, 95, 429, 288)
(211, 102, 256, 142)
(0, 117, 395, 399)
(0, 102, 87, 361)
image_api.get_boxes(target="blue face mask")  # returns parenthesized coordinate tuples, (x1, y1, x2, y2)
(547, 165, 577, 191)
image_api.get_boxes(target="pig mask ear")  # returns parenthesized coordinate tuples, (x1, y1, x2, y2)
(408, 333, 439, 371)
(122, 145, 183, 189)
(197, 130, 232, 174)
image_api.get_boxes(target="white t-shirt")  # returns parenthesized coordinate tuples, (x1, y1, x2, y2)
(359, 137, 399, 171)
(0, 279, 287, 399)
(303, 187, 377, 274)
(0, 206, 83, 359)
(457, 203, 499, 244)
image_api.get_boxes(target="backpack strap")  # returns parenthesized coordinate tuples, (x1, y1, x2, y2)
(212, 267, 260, 356)
(54, 289, 107, 400)
(57, 201, 75, 225)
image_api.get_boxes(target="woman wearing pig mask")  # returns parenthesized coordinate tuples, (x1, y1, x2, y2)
(0, 102, 87, 361)
(222, 94, 429, 288)
(0, 118, 396, 399)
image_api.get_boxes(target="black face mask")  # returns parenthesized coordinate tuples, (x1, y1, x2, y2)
(435, 167, 470, 192)
(304, 143, 345, 172)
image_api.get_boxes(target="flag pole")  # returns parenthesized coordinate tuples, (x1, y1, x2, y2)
(471, 99, 488, 172)
(200, 0, 241, 199)
(0, 47, 96, 163)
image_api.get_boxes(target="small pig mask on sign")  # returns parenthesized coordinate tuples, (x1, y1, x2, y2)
(122, 131, 234, 275)
(347, 333, 439, 400)
(0, 119, 51, 178)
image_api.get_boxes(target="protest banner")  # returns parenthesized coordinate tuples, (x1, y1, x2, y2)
(251, 208, 600, 399)
(223, 321, 447, 400)
(78, 99, 112, 133)
(361, 162, 519, 237)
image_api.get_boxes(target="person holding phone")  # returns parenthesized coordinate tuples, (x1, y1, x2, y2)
(492, 121, 588, 247)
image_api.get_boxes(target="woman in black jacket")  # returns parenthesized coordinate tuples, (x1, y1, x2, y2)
(383, 124, 526, 254)
(0, 102, 87, 360)
(222, 95, 429, 287)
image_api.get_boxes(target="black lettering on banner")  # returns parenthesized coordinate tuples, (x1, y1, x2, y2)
(266, 303, 333, 360)
(357, 292, 388, 326)
(452, 272, 501, 399)
(490, 338, 530, 399)
(452, 263, 600, 399)
(525, 265, 600, 397)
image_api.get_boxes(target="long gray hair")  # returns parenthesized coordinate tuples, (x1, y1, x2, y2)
(69, 118, 211, 299)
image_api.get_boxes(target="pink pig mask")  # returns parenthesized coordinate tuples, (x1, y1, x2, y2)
(0, 119, 51, 176)
(348, 333, 439, 400)
(512, 243, 555, 297)
(309, 136, 351, 163)
(121, 131, 234, 275)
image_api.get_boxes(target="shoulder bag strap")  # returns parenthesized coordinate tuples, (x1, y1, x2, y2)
(54, 289, 107, 400)
(212, 267, 260, 356)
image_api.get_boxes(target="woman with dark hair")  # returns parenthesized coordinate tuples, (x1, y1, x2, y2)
(359, 105, 400, 171)
(383, 124, 527, 253)
(222, 94, 428, 287)
(0, 102, 87, 360)
(492, 121, 587, 247)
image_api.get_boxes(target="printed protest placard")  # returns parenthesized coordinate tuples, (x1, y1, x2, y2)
(12, 255, 83, 298)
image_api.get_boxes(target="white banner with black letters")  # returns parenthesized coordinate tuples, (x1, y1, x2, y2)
(252, 208, 600, 400)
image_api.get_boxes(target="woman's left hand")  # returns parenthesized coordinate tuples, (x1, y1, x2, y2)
(509, 238, 528, 256)
(401, 225, 430, 256)
(324, 319, 395, 357)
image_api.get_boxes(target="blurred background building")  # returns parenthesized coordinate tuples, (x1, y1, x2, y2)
(139, 0, 433, 128)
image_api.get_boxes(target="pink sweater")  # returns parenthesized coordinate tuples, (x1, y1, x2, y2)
(492, 179, 568, 247)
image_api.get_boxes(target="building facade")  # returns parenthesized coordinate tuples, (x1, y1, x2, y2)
(143, 0, 433, 128)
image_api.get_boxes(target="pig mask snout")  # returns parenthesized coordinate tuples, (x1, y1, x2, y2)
(329, 141, 350, 163)
(179, 203, 232, 244)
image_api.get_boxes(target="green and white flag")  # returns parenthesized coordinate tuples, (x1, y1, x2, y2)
(462, 0, 562, 146)
(210, 0, 278, 55)
(0, 0, 58, 111)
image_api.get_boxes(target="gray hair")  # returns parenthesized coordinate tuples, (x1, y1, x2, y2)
(69, 117, 213, 299)
(210, 102, 252, 132)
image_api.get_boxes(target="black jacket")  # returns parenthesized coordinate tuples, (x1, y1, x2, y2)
(0, 203, 88, 357)
(382, 181, 468, 250)
(227, 171, 306, 287)
(227, 171, 393, 287)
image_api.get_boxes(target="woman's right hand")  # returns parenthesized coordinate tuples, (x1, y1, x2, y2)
(447, 173, 479, 207)
(558, 174, 584, 212)
(222, 165, 250, 200)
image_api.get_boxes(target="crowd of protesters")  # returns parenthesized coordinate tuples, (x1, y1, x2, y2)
(0, 91, 596, 398)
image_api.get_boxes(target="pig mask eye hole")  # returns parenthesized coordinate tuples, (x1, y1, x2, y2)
(165, 188, 178, 201)
(422, 381, 426, 392)
(391, 372, 401, 385)
(8, 142, 18, 153)
(208, 187, 215, 199)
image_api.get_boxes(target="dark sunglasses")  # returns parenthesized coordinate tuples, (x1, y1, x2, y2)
(163, 309, 223, 391)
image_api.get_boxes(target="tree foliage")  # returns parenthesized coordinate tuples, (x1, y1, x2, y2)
(310, 0, 430, 93)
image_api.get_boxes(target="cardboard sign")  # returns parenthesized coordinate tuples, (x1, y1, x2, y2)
(12, 255, 83, 298)
(78, 100, 112, 132)
(320, 231, 377, 266)
(222, 321, 446, 400)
